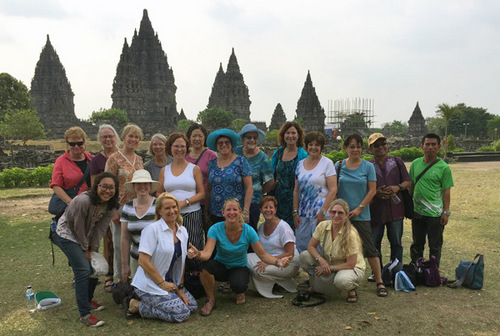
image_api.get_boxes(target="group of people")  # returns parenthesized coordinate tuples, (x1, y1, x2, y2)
(49, 122, 453, 327)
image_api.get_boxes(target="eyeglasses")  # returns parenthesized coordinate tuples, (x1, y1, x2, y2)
(347, 145, 362, 150)
(217, 140, 231, 146)
(68, 141, 85, 147)
(100, 135, 115, 140)
(98, 184, 115, 191)
(245, 135, 258, 140)
(329, 210, 345, 216)
(372, 142, 387, 148)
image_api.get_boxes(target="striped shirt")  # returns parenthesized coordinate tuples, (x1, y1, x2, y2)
(120, 198, 157, 259)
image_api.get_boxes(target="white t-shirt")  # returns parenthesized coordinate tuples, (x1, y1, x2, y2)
(296, 156, 336, 218)
(163, 163, 200, 214)
(258, 220, 299, 257)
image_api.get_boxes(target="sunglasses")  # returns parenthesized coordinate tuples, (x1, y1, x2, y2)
(68, 141, 85, 147)
(245, 135, 258, 140)
(329, 210, 345, 216)
(372, 142, 387, 148)
(217, 140, 231, 146)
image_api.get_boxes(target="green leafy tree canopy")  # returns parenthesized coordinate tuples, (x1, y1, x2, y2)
(177, 119, 193, 133)
(0, 109, 46, 144)
(89, 108, 129, 128)
(196, 107, 234, 131)
(232, 119, 246, 132)
(0, 73, 33, 121)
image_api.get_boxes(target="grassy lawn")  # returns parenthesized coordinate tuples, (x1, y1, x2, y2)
(0, 162, 499, 335)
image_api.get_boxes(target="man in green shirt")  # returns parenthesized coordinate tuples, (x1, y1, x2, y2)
(409, 133, 454, 267)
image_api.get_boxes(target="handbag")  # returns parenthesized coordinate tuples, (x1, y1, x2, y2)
(416, 256, 443, 287)
(48, 161, 91, 217)
(381, 259, 403, 287)
(90, 252, 109, 278)
(448, 254, 484, 289)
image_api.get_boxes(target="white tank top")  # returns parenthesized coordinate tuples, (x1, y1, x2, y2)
(163, 163, 200, 214)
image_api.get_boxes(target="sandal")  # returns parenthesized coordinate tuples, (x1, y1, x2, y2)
(123, 297, 140, 320)
(376, 282, 388, 297)
(199, 301, 216, 316)
(346, 289, 358, 303)
(104, 278, 114, 293)
(235, 293, 246, 305)
(217, 282, 232, 294)
(298, 280, 310, 287)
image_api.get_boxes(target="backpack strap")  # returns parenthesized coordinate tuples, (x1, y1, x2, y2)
(414, 159, 439, 186)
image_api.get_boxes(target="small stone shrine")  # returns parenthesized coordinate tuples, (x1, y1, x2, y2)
(269, 103, 287, 130)
(295, 71, 325, 133)
(112, 9, 179, 136)
(408, 101, 427, 137)
(207, 49, 251, 121)
(30, 35, 81, 138)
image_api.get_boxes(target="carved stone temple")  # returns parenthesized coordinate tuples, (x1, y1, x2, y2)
(269, 103, 287, 130)
(30, 35, 81, 138)
(408, 101, 427, 137)
(112, 9, 179, 136)
(295, 71, 325, 133)
(207, 49, 251, 121)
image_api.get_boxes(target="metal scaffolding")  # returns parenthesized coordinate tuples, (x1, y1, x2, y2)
(327, 98, 375, 135)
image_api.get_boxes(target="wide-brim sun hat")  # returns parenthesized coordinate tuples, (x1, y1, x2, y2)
(238, 124, 266, 145)
(368, 132, 387, 146)
(206, 129, 240, 151)
(124, 169, 161, 194)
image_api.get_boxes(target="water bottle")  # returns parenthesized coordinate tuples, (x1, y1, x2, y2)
(392, 194, 401, 204)
(26, 286, 36, 312)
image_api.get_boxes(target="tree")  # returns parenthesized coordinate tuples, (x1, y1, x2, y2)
(486, 116, 500, 139)
(0, 109, 46, 144)
(381, 120, 408, 136)
(436, 103, 460, 159)
(340, 112, 369, 134)
(196, 107, 234, 131)
(232, 119, 246, 132)
(177, 119, 192, 133)
(89, 108, 129, 128)
(266, 129, 279, 143)
(0, 73, 33, 121)
(447, 103, 494, 139)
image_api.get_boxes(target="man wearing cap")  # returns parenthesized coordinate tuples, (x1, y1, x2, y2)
(409, 133, 453, 267)
(234, 124, 274, 230)
(368, 133, 411, 275)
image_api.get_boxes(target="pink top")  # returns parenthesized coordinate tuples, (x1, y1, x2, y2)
(50, 151, 92, 194)
(186, 149, 217, 205)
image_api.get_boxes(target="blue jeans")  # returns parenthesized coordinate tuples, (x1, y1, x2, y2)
(52, 234, 97, 317)
(371, 220, 403, 266)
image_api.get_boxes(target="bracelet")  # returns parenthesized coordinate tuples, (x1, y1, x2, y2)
(319, 209, 325, 215)
(274, 258, 280, 266)
(177, 284, 184, 290)
(398, 184, 403, 191)
(185, 198, 191, 206)
(157, 280, 165, 286)
(315, 255, 321, 261)
(243, 209, 249, 215)
(358, 204, 365, 209)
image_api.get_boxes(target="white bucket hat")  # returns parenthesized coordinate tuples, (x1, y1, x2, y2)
(124, 169, 161, 194)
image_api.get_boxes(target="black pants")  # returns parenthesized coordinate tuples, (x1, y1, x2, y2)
(201, 259, 250, 294)
(410, 214, 444, 267)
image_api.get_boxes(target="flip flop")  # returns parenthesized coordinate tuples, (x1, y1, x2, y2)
(199, 301, 216, 316)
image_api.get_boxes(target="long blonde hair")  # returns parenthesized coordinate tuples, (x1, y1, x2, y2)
(328, 199, 362, 258)
(155, 192, 183, 225)
(222, 198, 244, 226)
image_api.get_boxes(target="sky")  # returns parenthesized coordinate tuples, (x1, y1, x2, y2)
(1, 0, 499, 128)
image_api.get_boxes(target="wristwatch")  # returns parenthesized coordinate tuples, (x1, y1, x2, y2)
(443, 211, 451, 216)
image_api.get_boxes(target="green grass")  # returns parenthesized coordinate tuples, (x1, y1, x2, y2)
(0, 162, 499, 335)
(0, 188, 52, 200)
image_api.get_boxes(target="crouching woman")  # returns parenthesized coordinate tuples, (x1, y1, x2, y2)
(300, 199, 366, 303)
(127, 193, 197, 322)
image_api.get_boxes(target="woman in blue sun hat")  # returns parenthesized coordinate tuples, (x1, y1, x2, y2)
(206, 129, 253, 226)
(234, 124, 274, 231)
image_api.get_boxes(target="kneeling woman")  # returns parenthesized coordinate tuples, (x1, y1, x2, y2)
(247, 196, 300, 298)
(52, 172, 119, 327)
(127, 193, 197, 322)
(187, 198, 291, 316)
(300, 199, 365, 303)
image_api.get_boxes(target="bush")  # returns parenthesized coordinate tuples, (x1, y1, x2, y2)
(388, 147, 424, 161)
(324, 150, 347, 163)
(446, 134, 456, 152)
(0, 165, 53, 188)
(477, 146, 495, 152)
(362, 153, 374, 161)
(452, 148, 464, 153)
(493, 141, 500, 151)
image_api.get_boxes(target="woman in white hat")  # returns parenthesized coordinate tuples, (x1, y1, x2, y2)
(234, 124, 274, 230)
(120, 169, 160, 282)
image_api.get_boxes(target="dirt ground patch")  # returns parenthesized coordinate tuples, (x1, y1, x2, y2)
(0, 196, 51, 218)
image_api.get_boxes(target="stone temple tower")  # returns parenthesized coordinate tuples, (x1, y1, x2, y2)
(112, 9, 178, 136)
(408, 101, 427, 137)
(269, 103, 287, 130)
(207, 49, 251, 121)
(30, 35, 79, 138)
(295, 71, 325, 133)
